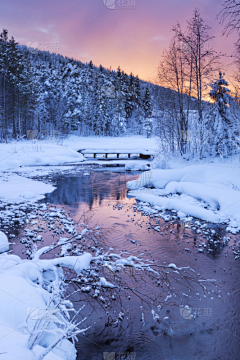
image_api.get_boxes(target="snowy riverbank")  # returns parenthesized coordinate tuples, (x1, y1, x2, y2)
(0, 250, 92, 360)
(0, 135, 157, 171)
(127, 159, 240, 234)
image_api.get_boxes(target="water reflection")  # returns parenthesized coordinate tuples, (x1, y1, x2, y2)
(43, 171, 138, 208)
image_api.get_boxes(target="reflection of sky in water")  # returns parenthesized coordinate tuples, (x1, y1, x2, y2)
(43, 171, 139, 208)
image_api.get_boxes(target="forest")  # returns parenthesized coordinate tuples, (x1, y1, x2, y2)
(0, 8, 239, 160)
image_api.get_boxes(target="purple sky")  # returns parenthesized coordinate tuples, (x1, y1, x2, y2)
(1, 0, 238, 83)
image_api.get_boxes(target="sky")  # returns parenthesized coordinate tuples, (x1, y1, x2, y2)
(1, 0, 238, 84)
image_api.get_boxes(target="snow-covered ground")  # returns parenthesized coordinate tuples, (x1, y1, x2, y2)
(0, 173, 56, 204)
(0, 250, 92, 360)
(0, 201, 97, 360)
(127, 159, 240, 233)
(0, 138, 83, 171)
(0, 135, 157, 171)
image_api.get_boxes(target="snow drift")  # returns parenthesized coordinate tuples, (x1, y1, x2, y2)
(125, 161, 149, 171)
(0, 231, 9, 253)
(0, 252, 92, 360)
(0, 173, 56, 204)
(127, 163, 240, 231)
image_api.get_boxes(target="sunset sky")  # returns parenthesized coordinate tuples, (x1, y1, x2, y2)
(1, 0, 238, 84)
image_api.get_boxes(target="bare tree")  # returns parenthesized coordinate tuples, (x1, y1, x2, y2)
(218, 0, 240, 47)
(158, 9, 223, 158)
(158, 32, 190, 155)
(180, 9, 223, 118)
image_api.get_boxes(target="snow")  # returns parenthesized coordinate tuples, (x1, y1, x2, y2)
(0, 231, 9, 253)
(0, 251, 92, 360)
(50, 254, 92, 274)
(125, 161, 149, 171)
(0, 135, 157, 171)
(71, 135, 157, 153)
(80, 148, 153, 154)
(127, 162, 240, 231)
(0, 173, 56, 204)
(0, 139, 84, 171)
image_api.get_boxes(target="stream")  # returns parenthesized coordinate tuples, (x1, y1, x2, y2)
(10, 168, 240, 360)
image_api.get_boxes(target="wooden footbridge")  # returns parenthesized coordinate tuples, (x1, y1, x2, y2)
(77, 148, 154, 160)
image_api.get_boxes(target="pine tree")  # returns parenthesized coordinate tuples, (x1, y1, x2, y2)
(0, 28, 157, 139)
(209, 72, 236, 156)
(209, 72, 231, 155)
(62, 63, 82, 133)
(0, 29, 10, 138)
(143, 86, 152, 138)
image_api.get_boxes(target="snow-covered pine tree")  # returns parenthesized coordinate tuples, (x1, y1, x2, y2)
(209, 72, 238, 156)
(132, 75, 144, 134)
(0, 28, 160, 139)
(112, 67, 127, 136)
(143, 86, 152, 138)
(62, 62, 82, 133)
(96, 65, 111, 135)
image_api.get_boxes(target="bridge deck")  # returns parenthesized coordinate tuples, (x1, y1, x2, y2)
(78, 149, 154, 159)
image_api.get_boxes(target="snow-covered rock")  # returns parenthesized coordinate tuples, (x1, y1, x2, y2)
(0, 231, 9, 253)
(125, 161, 149, 171)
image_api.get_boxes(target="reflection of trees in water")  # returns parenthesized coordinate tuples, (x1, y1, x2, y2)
(43, 172, 137, 208)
